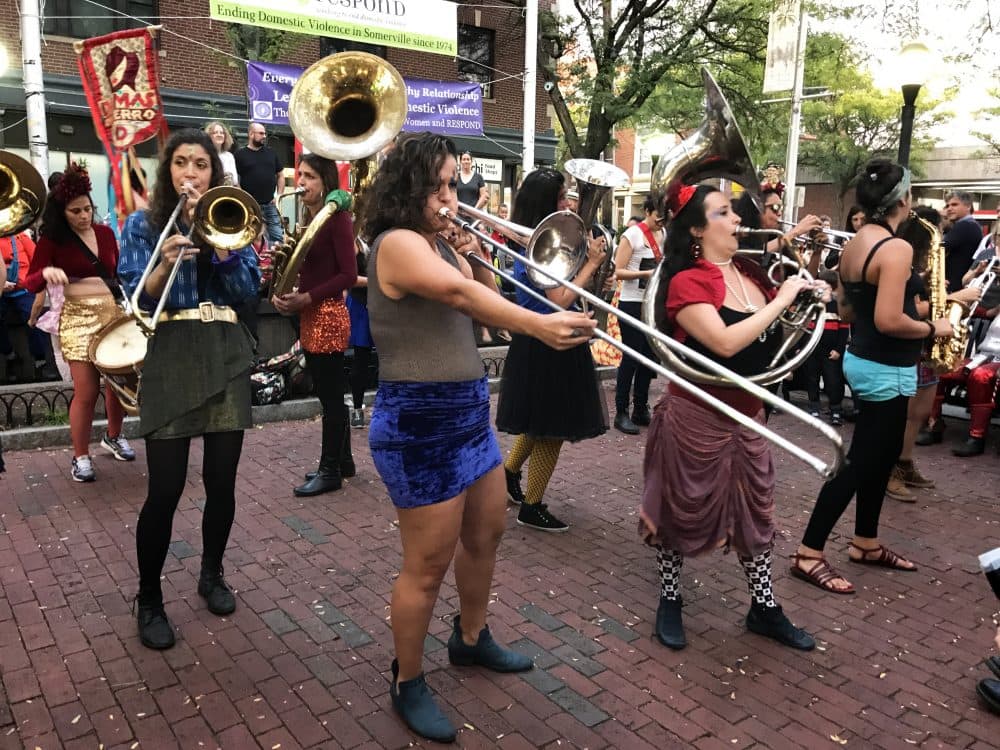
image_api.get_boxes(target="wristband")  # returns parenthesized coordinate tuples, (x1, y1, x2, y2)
(925, 320, 936, 342)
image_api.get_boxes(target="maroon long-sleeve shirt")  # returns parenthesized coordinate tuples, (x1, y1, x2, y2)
(296, 210, 357, 303)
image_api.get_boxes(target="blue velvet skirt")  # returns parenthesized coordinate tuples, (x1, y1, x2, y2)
(369, 376, 502, 509)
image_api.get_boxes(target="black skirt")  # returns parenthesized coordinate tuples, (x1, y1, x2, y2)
(139, 319, 255, 439)
(496, 333, 608, 441)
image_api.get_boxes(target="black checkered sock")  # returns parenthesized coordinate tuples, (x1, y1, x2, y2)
(656, 546, 683, 601)
(739, 549, 777, 608)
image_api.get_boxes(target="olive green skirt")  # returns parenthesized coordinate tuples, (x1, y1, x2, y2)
(139, 319, 254, 440)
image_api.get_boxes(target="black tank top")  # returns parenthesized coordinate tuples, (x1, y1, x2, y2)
(842, 236, 923, 367)
(682, 307, 783, 376)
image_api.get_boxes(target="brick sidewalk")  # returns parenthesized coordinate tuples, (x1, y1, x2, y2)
(1, 382, 998, 749)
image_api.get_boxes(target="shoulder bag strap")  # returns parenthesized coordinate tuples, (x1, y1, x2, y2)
(69, 231, 125, 304)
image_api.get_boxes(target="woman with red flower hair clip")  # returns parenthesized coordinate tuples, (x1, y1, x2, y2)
(640, 183, 822, 653)
(24, 165, 135, 482)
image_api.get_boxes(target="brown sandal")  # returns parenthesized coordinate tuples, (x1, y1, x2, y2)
(790, 552, 855, 595)
(847, 543, 917, 571)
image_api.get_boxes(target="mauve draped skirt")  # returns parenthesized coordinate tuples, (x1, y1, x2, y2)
(639, 393, 775, 558)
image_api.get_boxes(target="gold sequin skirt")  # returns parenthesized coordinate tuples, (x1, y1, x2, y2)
(59, 293, 122, 362)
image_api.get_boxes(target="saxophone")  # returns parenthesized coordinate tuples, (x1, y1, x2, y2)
(921, 213, 968, 373)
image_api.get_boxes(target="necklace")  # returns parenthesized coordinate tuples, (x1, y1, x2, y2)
(721, 268, 759, 313)
(709, 258, 732, 266)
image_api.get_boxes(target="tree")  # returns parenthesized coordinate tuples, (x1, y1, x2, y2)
(537, 0, 771, 160)
(972, 88, 1000, 165)
(222, 25, 305, 85)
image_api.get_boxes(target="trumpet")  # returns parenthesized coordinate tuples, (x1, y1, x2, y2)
(129, 186, 263, 333)
(445, 202, 843, 479)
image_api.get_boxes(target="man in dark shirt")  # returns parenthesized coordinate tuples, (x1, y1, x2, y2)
(943, 190, 982, 293)
(235, 122, 286, 246)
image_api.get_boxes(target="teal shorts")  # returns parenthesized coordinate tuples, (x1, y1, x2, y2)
(843, 351, 917, 401)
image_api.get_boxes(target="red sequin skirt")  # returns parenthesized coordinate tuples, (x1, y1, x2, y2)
(300, 298, 350, 354)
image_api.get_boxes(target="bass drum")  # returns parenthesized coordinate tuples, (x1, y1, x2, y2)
(88, 315, 147, 416)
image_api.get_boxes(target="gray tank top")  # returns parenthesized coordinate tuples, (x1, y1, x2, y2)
(367, 231, 484, 382)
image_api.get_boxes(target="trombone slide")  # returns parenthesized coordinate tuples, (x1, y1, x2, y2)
(441, 207, 844, 479)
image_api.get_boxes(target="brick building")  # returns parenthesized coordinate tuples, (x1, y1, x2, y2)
(0, 0, 556, 217)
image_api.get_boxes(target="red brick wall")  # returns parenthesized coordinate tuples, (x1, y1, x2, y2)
(614, 128, 635, 179)
(0, 0, 551, 133)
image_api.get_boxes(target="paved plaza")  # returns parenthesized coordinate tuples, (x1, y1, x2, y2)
(0, 382, 998, 749)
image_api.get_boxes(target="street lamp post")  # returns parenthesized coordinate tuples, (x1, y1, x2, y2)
(896, 42, 930, 169)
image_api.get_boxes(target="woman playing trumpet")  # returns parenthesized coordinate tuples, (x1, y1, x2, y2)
(271, 153, 357, 496)
(641, 183, 820, 652)
(119, 129, 260, 650)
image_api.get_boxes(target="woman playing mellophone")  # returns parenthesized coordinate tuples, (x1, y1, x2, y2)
(119, 129, 260, 650)
(362, 132, 595, 742)
(641, 182, 820, 652)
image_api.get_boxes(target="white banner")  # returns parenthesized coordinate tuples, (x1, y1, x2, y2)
(475, 157, 503, 183)
(763, 0, 800, 94)
(209, 0, 457, 57)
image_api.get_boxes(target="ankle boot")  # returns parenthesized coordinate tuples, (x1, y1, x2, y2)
(654, 596, 686, 650)
(745, 603, 815, 650)
(295, 457, 342, 496)
(390, 659, 456, 743)
(135, 591, 175, 650)
(952, 435, 986, 457)
(631, 404, 651, 426)
(197, 564, 236, 615)
(614, 411, 640, 435)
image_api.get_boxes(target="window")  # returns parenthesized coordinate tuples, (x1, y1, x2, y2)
(458, 24, 494, 100)
(637, 145, 653, 176)
(43, 0, 158, 38)
(319, 38, 386, 58)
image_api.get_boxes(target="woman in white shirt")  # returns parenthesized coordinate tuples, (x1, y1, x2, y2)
(204, 121, 239, 187)
(613, 193, 664, 434)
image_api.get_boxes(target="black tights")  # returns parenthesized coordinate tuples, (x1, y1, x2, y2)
(801, 395, 908, 549)
(136, 430, 244, 603)
(305, 350, 349, 465)
(350, 346, 372, 410)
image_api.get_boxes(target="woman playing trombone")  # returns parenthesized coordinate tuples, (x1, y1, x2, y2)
(362, 133, 594, 742)
(119, 129, 260, 650)
(641, 183, 820, 652)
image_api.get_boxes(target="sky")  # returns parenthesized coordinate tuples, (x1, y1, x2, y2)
(815, 0, 1000, 147)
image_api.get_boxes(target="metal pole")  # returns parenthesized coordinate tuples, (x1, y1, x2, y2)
(781, 5, 806, 226)
(20, 0, 49, 184)
(521, 0, 537, 174)
(897, 84, 920, 168)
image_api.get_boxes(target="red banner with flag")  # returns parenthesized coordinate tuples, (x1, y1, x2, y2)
(75, 27, 167, 228)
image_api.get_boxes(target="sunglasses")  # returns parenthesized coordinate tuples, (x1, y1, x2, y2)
(766, 203, 783, 214)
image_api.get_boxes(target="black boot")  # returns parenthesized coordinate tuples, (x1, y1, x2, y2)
(197, 564, 236, 615)
(745, 603, 815, 650)
(135, 593, 175, 650)
(631, 404, 651, 427)
(295, 457, 342, 496)
(654, 596, 686, 650)
(916, 419, 945, 445)
(952, 436, 985, 457)
(340, 406, 356, 478)
(614, 411, 639, 435)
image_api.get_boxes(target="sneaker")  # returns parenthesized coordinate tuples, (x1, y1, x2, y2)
(886, 466, 914, 503)
(504, 468, 525, 505)
(517, 502, 569, 532)
(896, 460, 934, 489)
(829, 411, 843, 426)
(71, 455, 96, 483)
(350, 408, 365, 429)
(101, 433, 136, 461)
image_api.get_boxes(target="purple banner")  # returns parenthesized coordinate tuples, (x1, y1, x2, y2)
(246, 61, 301, 125)
(401, 78, 483, 137)
(245, 62, 483, 137)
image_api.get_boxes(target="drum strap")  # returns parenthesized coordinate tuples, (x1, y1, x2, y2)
(71, 233, 126, 306)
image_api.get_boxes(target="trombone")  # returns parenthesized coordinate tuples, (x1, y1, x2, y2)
(129, 186, 263, 333)
(444, 202, 844, 479)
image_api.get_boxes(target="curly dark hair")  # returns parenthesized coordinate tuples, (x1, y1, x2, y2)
(39, 182, 93, 244)
(362, 132, 457, 242)
(896, 205, 942, 273)
(147, 129, 223, 232)
(659, 185, 770, 330)
(844, 204, 865, 232)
